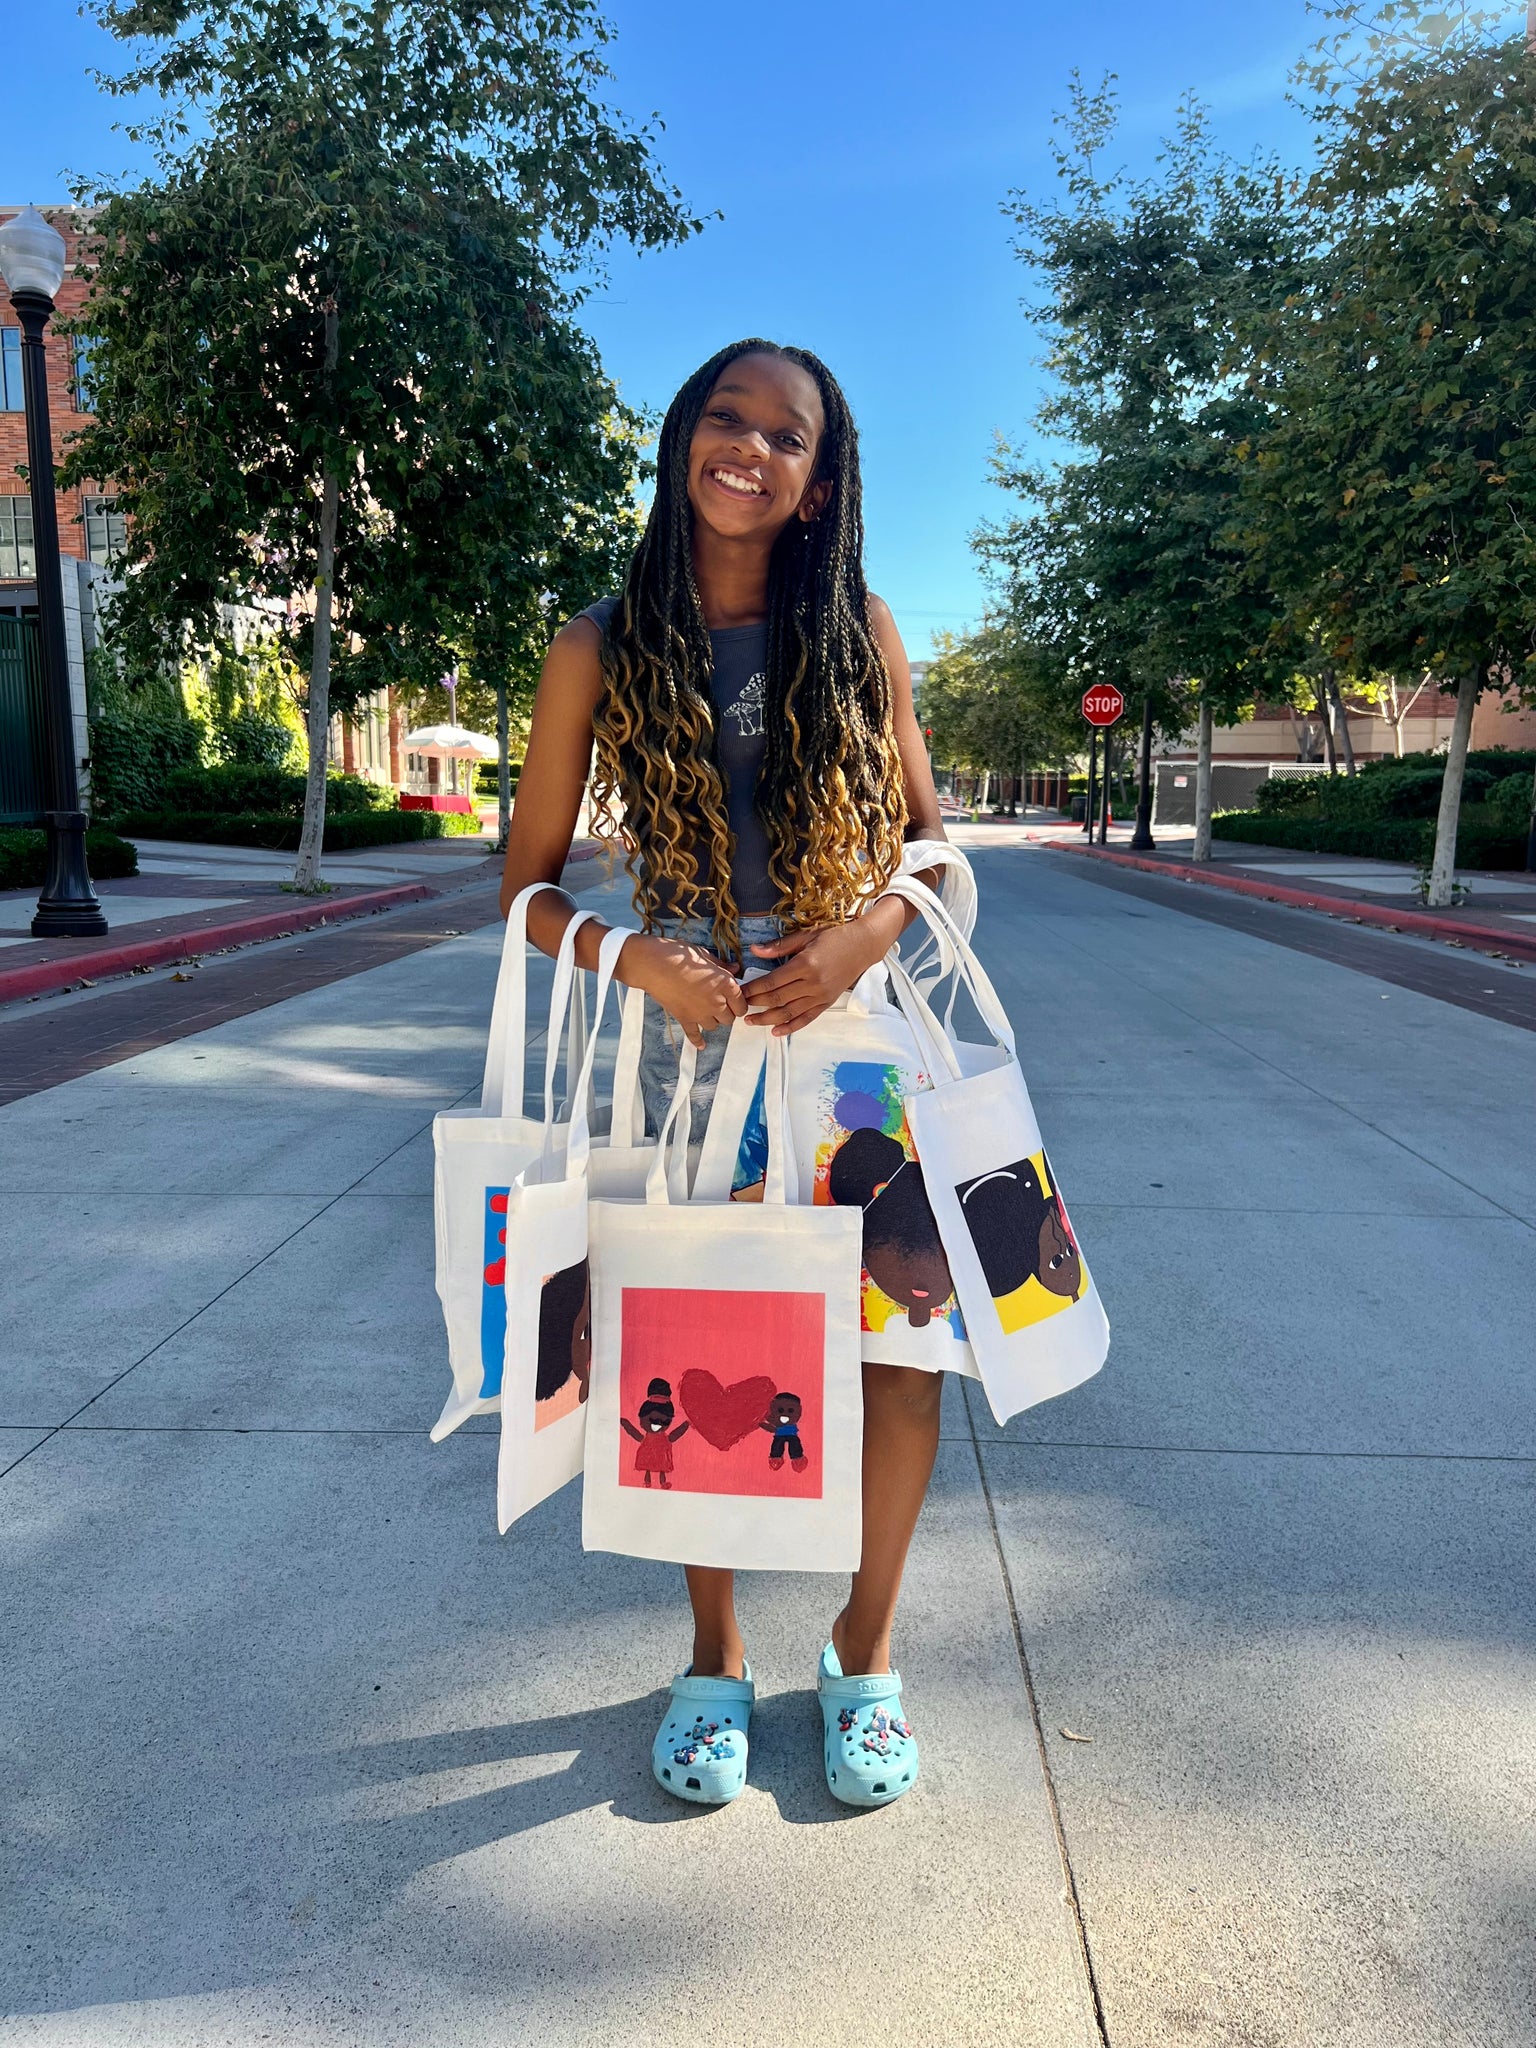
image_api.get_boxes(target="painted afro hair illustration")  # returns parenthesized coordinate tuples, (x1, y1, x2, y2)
(828, 1126, 954, 1328)
(957, 1155, 1082, 1301)
(535, 1259, 592, 1402)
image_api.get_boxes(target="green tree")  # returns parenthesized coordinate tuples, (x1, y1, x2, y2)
(1242, 1, 1536, 902)
(64, 0, 699, 885)
(922, 620, 1081, 806)
(990, 81, 1306, 857)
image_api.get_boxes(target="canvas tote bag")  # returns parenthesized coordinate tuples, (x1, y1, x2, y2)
(431, 888, 604, 1441)
(496, 923, 636, 1531)
(692, 840, 987, 1378)
(583, 1030, 866, 1573)
(882, 874, 1110, 1424)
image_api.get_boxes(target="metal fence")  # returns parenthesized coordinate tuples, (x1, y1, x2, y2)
(0, 613, 46, 826)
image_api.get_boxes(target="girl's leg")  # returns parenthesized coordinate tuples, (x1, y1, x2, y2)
(685, 1566, 746, 1679)
(831, 1362, 943, 1676)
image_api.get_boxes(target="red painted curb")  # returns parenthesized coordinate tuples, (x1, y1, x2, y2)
(1045, 840, 1536, 963)
(0, 882, 434, 1006)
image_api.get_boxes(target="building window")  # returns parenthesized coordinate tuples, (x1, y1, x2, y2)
(73, 335, 96, 412)
(0, 329, 21, 412)
(84, 495, 126, 566)
(0, 496, 35, 579)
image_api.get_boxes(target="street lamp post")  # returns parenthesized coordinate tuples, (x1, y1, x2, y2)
(0, 205, 107, 937)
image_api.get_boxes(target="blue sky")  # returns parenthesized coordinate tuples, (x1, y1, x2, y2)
(5, 0, 1327, 653)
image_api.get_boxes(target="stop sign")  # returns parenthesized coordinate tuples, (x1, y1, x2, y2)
(1082, 685, 1125, 728)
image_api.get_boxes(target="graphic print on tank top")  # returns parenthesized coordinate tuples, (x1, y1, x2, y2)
(726, 670, 766, 738)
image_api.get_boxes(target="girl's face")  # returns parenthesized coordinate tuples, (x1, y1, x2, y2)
(688, 352, 828, 544)
(1038, 1208, 1082, 1298)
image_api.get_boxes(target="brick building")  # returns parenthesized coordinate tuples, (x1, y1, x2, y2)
(0, 206, 122, 615)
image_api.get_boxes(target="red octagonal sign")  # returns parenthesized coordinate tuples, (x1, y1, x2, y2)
(1081, 684, 1125, 728)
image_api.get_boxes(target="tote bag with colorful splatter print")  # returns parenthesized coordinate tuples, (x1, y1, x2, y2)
(882, 877, 1109, 1426)
(694, 972, 987, 1380)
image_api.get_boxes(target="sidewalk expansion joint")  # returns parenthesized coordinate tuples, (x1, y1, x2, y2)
(974, 1438, 1536, 1465)
(964, 1381, 1113, 2047)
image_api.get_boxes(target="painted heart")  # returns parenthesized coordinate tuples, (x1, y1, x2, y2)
(678, 1369, 778, 1452)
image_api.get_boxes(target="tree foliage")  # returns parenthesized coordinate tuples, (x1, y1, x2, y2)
(62, 0, 699, 877)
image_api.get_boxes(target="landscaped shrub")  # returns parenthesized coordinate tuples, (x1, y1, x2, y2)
(1487, 771, 1534, 835)
(1253, 775, 1324, 814)
(0, 826, 139, 890)
(155, 763, 396, 818)
(1214, 806, 1525, 869)
(89, 705, 201, 816)
(216, 709, 297, 770)
(108, 808, 455, 850)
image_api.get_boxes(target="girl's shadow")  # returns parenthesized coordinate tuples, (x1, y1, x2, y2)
(331, 1684, 863, 1875)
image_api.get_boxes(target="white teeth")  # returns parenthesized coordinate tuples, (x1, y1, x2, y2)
(713, 468, 764, 496)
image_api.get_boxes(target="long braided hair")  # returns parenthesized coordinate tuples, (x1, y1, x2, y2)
(588, 339, 908, 962)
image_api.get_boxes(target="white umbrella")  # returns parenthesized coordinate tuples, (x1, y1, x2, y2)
(402, 723, 499, 761)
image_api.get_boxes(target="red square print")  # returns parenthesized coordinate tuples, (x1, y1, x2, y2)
(618, 1288, 825, 1499)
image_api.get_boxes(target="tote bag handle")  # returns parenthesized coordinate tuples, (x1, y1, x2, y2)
(645, 1027, 796, 1207)
(608, 983, 648, 1146)
(481, 881, 568, 1115)
(537, 907, 605, 1136)
(891, 840, 977, 998)
(878, 872, 1017, 1061)
(559, 922, 641, 1178)
(641, 1036, 701, 1204)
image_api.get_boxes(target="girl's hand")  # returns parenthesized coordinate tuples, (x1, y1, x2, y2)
(744, 911, 898, 1036)
(620, 933, 749, 1049)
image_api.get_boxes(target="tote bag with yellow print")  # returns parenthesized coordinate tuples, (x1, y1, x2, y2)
(882, 876, 1109, 1426)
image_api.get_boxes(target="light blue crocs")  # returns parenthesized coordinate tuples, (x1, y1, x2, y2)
(651, 1665, 755, 1805)
(817, 1643, 919, 1807)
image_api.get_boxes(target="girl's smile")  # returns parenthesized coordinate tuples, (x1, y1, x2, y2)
(687, 351, 827, 543)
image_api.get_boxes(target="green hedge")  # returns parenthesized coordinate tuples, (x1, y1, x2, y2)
(89, 707, 201, 815)
(109, 808, 461, 850)
(1214, 807, 1526, 870)
(158, 763, 395, 816)
(0, 826, 140, 891)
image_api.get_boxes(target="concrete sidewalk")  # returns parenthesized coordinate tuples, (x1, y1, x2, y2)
(0, 836, 503, 1003)
(3, 851, 1534, 2045)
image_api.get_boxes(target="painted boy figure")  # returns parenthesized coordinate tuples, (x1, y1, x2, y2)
(761, 1390, 808, 1474)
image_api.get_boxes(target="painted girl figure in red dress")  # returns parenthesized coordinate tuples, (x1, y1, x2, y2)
(622, 1378, 691, 1489)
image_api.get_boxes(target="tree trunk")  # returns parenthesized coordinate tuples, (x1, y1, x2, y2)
(1130, 693, 1156, 850)
(294, 467, 340, 889)
(293, 297, 341, 892)
(496, 678, 512, 852)
(1328, 671, 1357, 775)
(1318, 679, 1338, 775)
(1425, 668, 1480, 909)
(1191, 689, 1215, 862)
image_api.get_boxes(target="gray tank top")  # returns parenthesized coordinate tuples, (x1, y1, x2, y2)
(582, 596, 776, 914)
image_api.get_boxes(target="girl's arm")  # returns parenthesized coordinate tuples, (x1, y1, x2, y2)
(621, 1418, 643, 1441)
(745, 597, 948, 1035)
(499, 617, 749, 1047)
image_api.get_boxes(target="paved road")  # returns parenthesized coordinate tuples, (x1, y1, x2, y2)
(1, 846, 1532, 2046)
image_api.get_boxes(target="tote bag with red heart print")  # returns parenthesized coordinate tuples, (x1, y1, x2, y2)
(582, 1031, 865, 1573)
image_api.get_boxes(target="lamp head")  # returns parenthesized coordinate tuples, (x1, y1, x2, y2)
(0, 205, 68, 303)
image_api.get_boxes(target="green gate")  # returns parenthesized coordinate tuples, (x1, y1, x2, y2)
(0, 614, 46, 826)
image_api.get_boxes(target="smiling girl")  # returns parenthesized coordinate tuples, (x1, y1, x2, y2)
(500, 338, 945, 1808)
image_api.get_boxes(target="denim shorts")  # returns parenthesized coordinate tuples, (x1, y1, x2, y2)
(636, 913, 784, 1144)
